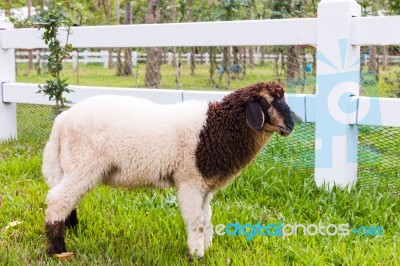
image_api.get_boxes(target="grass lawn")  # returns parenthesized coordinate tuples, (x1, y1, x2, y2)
(0, 63, 400, 265)
(14, 62, 400, 96)
(1, 123, 400, 265)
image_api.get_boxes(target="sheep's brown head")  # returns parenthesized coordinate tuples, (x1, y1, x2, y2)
(197, 81, 295, 185)
(242, 82, 294, 136)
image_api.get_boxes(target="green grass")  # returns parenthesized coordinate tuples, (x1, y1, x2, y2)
(1, 63, 400, 264)
(15, 62, 400, 97)
(1, 122, 400, 265)
(16, 62, 318, 93)
(16, 62, 281, 92)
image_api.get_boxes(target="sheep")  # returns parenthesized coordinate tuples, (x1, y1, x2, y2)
(42, 81, 294, 259)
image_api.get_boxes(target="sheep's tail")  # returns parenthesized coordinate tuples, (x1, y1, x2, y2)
(42, 119, 63, 188)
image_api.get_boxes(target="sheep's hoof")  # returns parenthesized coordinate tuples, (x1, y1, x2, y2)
(66, 209, 78, 229)
(54, 252, 74, 260)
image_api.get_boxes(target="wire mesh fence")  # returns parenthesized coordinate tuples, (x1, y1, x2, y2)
(15, 45, 317, 93)
(357, 126, 400, 192)
(14, 44, 400, 191)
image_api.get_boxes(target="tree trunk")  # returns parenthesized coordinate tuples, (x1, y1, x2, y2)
(248, 47, 254, 69)
(275, 53, 279, 78)
(103, 0, 111, 20)
(144, 0, 162, 88)
(115, 0, 120, 24)
(190, 47, 196, 76)
(4, 0, 11, 16)
(232, 47, 239, 65)
(188, 0, 195, 75)
(115, 0, 123, 76)
(232, 46, 240, 79)
(27, 0, 34, 71)
(312, 50, 316, 75)
(280, 48, 285, 77)
(209, 47, 216, 86)
(382, 46, 388, 71)
(360, 47, 366, 69)
(171, 0, 177, 68)
(246, 5, 254, 70)
(123, 1, 133, 76)
(301, 48, 307, 93)
(242, 47, 247, 78)
(286, 45, 300, 80)
(207, 0, 215, 86)
(368, 46, 378, 74)
(175, 53, 182, 89)
(220, 46, 231, 89)
(260, 46, 265, 66)
(103, 0, 113, 69)
(116, 50, 123, 76)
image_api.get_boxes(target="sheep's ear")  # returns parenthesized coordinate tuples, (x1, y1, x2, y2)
(246, 101, 264, 130)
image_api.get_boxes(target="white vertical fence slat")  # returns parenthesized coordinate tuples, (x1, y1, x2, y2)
(0, 21, 17, 140)
(314, 0, 361, 188)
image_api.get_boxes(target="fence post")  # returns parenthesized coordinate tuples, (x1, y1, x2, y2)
(186, 52, 191, 66)
(0, 21, 17, 141)
(204, 52, 209, 64)
(101, 50, 108, 68)
(83, 50, 88, 65)
(72, 50, 78, 70)
(131, 51, 137, 67)
(315, 0, 361, 188)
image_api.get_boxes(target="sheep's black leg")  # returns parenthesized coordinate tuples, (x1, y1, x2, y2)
(65, 209, 78, 229)
(45, 221, 67, 255)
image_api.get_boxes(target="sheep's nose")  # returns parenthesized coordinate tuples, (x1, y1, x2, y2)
(278, 124, 293, 137)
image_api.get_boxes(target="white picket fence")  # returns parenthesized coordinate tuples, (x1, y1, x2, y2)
(14, 50, 313, 68)
(1, 0, 400, 188)
(14, 50, 400, 69)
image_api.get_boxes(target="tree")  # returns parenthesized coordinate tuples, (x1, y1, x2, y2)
(116, 0, 134, 76)
(217, 0, 245, 89)
(358, 0, 381, 80)
(188, 0, 196, 76)
(103, 0, 113, 69)
(269, 0, 300, 83)
(144, 0, 162, 88)
(116, 0, 123, 75)
(122, 1, 132, 76)
(246, 0, 256, 71)
(171, 0, 177, 68)
(23, 0, 83, 114)
(27, 0, 34, 71)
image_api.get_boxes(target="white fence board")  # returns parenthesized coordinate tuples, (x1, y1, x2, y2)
(305, 95, 316, 123)
(10, 83, 399, 126)
(0, 19, 317, 49)
(182, 90, 228, 102)
(287, 94, 307, 122)
(351, 16, 400, 45)
(357, 96, 400, 127)
(2, 83, 182, 105)
(2, 83, 309, 119)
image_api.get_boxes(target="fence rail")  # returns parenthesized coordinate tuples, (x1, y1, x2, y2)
(0, 18, 317, 49)
(1, 0, 400, 188)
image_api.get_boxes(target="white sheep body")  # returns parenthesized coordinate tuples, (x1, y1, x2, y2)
(42, 82, 294, 259)
(43, 95, 208, 191)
